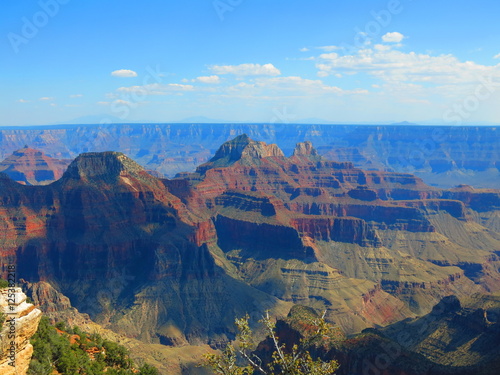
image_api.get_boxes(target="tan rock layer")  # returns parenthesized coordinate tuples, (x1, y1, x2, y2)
(0, 288, 42, 375)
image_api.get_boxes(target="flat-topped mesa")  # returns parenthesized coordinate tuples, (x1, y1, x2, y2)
(292, 141, 319, 158)
(199, 134, 285, 171)
(62, 151, 156, 185)
(64, 151, 139, 178)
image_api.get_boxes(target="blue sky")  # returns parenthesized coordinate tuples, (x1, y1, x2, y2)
(1, 0, 500, 126)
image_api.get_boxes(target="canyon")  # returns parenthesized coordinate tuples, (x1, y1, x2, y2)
(0, 131, 498, 374)
(0, 123, 497, 188)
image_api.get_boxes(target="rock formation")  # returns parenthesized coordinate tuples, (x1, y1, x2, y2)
(0, 288, 42, 375)
(0, 124, 497, 187)
(0, 146, 71, 185)
(0, 134, 498, 355)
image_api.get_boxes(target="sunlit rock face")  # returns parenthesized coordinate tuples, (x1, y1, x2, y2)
(0, 147, 71, 185)
(0, 288, 42, 375)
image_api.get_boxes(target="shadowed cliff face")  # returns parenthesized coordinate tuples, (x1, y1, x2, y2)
(0, 135, 499, 347)
(0, 151, 290, 345)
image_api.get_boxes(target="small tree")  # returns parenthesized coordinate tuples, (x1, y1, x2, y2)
(203, 311, 339, 375)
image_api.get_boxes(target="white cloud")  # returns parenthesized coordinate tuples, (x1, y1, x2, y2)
(116, 83, 194, 95)
(300, 47, 309, 52)
(374, 44, 391, 51)
(17, 99, 29, 103)
(317, 45, 341, 52)
(316, 48, 500, 87)
(382, 32, 405, 43)
(70, 94, 83, 98)
(225, 76, 368, 98)
(210, 63, 281, 76)
(319, 53, 339, 60)
(50, 103, 57, 107)
(111, 69, 138, 78)
(195, 75, 220, 84)
(113, 99, 132, 105)
(97, 101, 110, 105)
(39, 97, 54, 101)
(494, 53, 500, 59)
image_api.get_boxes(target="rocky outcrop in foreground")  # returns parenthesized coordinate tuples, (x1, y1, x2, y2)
(0, 288, 42, 375)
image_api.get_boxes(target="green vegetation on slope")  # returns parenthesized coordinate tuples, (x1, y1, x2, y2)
(28, 316, 159, 375)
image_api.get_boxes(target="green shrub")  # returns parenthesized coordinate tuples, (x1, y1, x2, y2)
(28, 316, 158, 375)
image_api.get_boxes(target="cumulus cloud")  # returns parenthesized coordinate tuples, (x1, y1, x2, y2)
(116, 83, 194, 95)
(319, 53, 339, 60)
(210, 63, 281, 76)
(316, 48, 500, 86)
(317, 45, 341, 52)
(70, 94, 83, 98)
(382, 32, 405, 43)
(374, 44, 391, 51)
(111, 69, 138, 78)
(17, 99, 29, 103)
(39, 97, 54, 101)
(300, 47, 310, 52)
(225, 76, 368, 98)
(494, 53, 500, 59)
(195, 75, 220, 84)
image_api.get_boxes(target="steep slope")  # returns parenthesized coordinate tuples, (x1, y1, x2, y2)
(0, 146, 71, 185)
(0, 151, 290, 346)
(176, 135, 499, 318)
(253, 300, 500, 375)
(0, 134, 498, 354)
(21, 280, 213, 375)
(380, 295, 500, 373)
